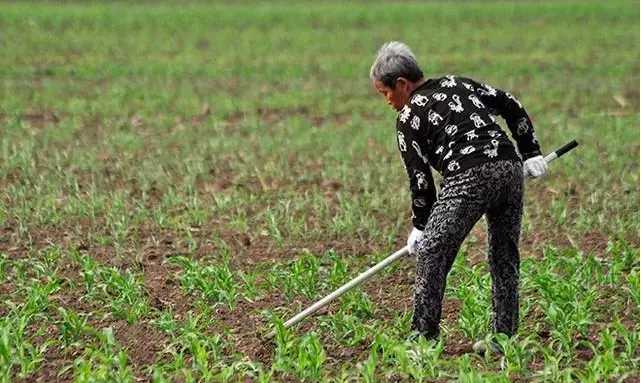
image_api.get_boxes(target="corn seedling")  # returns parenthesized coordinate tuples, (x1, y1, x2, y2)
(319, 312, 370, 347)
(99, 266, 150, 323)
(170, 255, 238, 309)
(295, 332, 327, 381)
(57, 307, 94, 346)
(69, 327, 134, 383)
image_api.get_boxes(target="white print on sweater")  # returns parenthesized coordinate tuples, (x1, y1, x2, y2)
(411, 115, 421, 130)
(412, 141, 429, 164)
(432, 92, 447, 101)
(460, 146, 475, 155)
(517, 117, 529, 135)
(447, 160, 460, 172)
(441, 75, 457, 88)
(468, 94, 485, 109)
(416, 171, 428, 190)
(465, 129, 478, 141)
(448, 95, 464, 113)
(483, 139, 499, 158)
(470, 113, 487, 128)
(399, 105, 411, 123)
(428, 110, 443, 126)
(478, 83, 497, 97)
(411, 94, 429, 107)
(444, 124, 458, 136)
(397, 131, 407, 151)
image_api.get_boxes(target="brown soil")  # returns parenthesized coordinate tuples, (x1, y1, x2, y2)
(0, 111, 61, 130)
(26, 345, 80, 383)
(217, 297, 281, 364)
(112, 320, 168, 375)
(143, 262, 193, 315)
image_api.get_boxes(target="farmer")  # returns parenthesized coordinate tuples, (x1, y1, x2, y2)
(369, 41, 547, 353)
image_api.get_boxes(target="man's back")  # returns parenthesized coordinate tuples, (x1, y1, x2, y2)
(396, 75, 539, 177)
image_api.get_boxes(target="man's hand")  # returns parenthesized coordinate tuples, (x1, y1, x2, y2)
(523, 155, 548, 178)
(407, 227, 423, 255)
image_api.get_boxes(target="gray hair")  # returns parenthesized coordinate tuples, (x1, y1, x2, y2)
(369, 41, 423, 88)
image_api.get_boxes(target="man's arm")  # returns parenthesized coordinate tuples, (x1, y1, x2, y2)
(461, 78, 542, 160)
(396, 104, 437, 230)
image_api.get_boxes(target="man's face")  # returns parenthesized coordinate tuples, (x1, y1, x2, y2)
(374, 79, 411, 111)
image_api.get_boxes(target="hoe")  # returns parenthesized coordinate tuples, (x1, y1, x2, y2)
(267, 140, 579, 339)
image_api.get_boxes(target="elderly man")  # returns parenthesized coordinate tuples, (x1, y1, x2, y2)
(370, 41, 547, 352)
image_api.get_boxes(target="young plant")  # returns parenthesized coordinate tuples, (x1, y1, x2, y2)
(323, 250, 348, 289)
(21, 278, 61, 317)
(169, 255, 238, 309)
(295, 332, 326, 381)
(0, 313, 49, 381)
(78, 253, 98, 296)
(339, 290, 374, 320)
(271, 319, 298, 374)
(358, 345, 379, 383)
(99, 267, 150, 323)
(269, 251, 321, 300)
(493, 334, 537, 377)
(319, 312, 370, 347)
(238, 270, 261, 302)
(456, 266, 491, 340)
(57, 307, 93, 346)
(0, 253, 7, 283)
(69, 327, 134, 383)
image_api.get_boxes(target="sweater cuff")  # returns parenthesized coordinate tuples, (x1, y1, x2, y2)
(522, 149, 542, 160)
(412, 218, 427, 231)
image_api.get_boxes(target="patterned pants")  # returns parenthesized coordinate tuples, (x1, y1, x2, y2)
(412, 160, 524, 339)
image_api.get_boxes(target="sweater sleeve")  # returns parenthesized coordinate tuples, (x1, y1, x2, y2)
(463, 78, 542, 160)
(395, 104, 437, 230)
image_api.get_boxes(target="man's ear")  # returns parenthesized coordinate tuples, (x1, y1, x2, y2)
(396, 77, 410, 90)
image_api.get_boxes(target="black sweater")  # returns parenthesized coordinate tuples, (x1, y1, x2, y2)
(395, 75, 542, 230)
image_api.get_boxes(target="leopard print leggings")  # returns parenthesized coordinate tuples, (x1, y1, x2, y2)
(412, 160, 523, 339)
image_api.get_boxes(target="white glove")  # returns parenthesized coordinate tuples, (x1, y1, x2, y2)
(407, 227, 423, 255)
(523, 155, 548, 178)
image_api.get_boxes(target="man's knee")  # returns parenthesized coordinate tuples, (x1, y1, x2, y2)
(416, 228, 463, 255)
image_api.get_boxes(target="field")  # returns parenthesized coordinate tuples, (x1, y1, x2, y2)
(1, 1, 639, 381)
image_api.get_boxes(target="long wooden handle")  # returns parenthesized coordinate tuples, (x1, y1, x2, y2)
(266, 246, 409, 339)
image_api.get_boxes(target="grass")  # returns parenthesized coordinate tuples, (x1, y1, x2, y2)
(0, 0, 639, 381)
